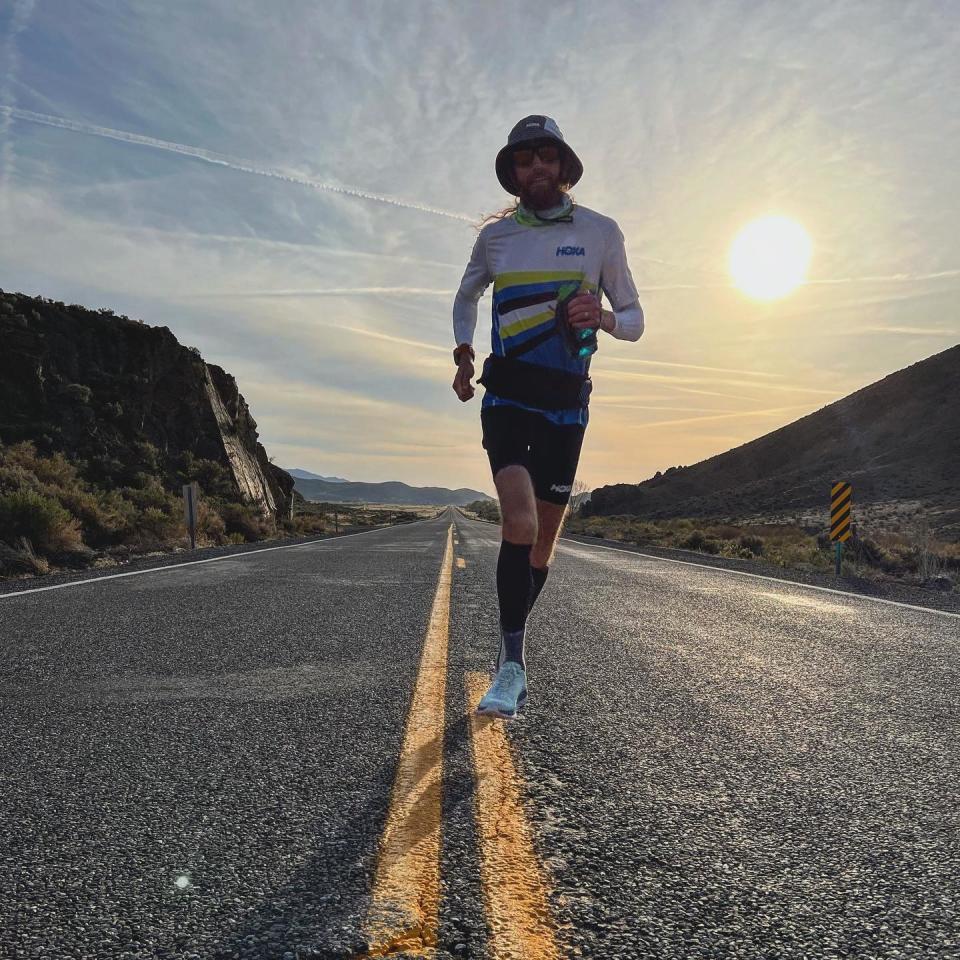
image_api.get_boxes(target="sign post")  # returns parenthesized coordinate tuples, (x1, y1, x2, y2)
(830, 481, 852, 575)
(182, 482, 199, 550)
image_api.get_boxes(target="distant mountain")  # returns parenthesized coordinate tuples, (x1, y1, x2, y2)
(287, 468, 349, 483)
(293, 476, 491, 506)
(588, 345, 960, 539)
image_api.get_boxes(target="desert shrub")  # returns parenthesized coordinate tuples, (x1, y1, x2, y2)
(849, 535, 899, 573)
(193, 500, 226, 544)
(56, 486, 109, 535)
(0, 489, 79, 552)
(86, 489, 139, 543)
(135, 506, 182, 541)
(120, 476, 179, 513)
(134, 441, 161, 474)
(0, 461, 40, 495)
(87, 455, 126, 486)
(220, 502, 272, 542)
(0, 537, 49, 575)
(737, 534, 765, 557)
(4, 443, 80, 490)
(293, 512, 331, 536)
(225, 532, 246, 545)
(680, 529, 707, 551)
(176, 452, 236, 499)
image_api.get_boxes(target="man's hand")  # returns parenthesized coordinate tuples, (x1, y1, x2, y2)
(453, 356, 475, 402)
(566, 292, 603, 332)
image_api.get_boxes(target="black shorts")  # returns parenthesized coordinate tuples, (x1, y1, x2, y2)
(481, 405, 586, 506)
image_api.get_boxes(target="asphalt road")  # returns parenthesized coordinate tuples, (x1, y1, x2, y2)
(2, 509, 957, 959)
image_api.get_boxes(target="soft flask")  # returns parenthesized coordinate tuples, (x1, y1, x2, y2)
(555, 281, 598, 360)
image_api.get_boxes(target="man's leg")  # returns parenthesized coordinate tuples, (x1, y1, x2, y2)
(528, 498, 568, 613)
(493, 464, 538, 670)
(527, 417, 585, 616)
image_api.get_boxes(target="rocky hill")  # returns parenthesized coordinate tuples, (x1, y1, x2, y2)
(588, 345, 960, 539)
(0, 289, 294, 521)
(293, 476, 490, 505)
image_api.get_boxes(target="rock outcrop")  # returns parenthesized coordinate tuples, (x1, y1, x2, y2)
(0, 289, 293, 521)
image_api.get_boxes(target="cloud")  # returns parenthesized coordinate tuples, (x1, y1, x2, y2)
(178, 286, 454, 300)
(623, 404, 815, 430)
(602, 356, 783, 379)
(851, 325, 959, 337)
(3, 105, 475, 223)
(0, 0, 36, 198)
(600, 367, 838, 397)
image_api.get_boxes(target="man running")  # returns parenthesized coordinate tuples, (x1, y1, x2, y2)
(451, 115, 644, 719)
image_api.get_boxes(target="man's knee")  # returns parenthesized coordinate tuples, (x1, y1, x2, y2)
(496, 465, 538, 542)
(503, 514, 538, 543)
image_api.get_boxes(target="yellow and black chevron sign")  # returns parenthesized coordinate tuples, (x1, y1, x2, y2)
(831, 482, 852, 542)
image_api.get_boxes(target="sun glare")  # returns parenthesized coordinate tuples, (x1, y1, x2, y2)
(729, 216, 812, 300)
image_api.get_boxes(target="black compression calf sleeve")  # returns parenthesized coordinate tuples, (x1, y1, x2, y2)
(529, 565, 549, 613)
(496, 539, 533, 633)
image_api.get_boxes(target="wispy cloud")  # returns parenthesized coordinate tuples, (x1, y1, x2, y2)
(60, 221, 463, 271)
(177, 286, 454, 299)
(849, 325, 959, 337)
(601, 368, 838, 397)
(602, 356, 783, 379)
(0, 0, 36, 199)
(805, 270, 960, 286)
(633, 404, 815, 430)
(3, 106, 475, 223)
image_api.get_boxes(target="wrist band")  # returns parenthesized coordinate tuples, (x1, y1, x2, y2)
(454, 344, 475, 365)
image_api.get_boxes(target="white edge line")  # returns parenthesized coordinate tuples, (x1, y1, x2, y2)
(0, 514, 443, 600)
(557, 535, 960, 621)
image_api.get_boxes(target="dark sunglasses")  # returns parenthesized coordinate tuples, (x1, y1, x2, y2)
(512, 144, 561, 168)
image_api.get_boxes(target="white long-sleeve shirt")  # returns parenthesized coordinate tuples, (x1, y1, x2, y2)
(452, 203, 643, 425)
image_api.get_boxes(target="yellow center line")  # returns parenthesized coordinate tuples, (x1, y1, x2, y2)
(361, 525, 454, 958)
(456, 557, 466, 569)
(466, 672, 562, 960)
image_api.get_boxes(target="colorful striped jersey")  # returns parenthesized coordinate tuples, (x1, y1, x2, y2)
(454, 204, 640, 426)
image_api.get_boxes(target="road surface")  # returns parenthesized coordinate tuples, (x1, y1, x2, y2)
(2, 509, 957, 959)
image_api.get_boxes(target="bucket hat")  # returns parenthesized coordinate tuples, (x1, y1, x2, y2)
(495, 115, 583, 195)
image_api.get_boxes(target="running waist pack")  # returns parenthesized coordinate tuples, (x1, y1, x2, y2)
(477, 354, 593, 411)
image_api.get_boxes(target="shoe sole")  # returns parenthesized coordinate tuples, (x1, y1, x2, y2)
(476, 704, 518, 720)
(476, 690, 527, 721)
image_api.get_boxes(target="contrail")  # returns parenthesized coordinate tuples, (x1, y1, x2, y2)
(1, 105, 475, 223)
(804, 270, 960, 286)
(603, 356, 783, 379)
(0, 0, 36, 196)
(177, 286, 453, 299)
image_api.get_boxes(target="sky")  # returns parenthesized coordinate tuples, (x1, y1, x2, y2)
(1, 0, 958, 497)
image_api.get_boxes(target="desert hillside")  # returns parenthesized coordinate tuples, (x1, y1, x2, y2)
(588, 345, 960, 540)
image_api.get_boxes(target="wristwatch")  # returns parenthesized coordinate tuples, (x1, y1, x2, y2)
(453, 344, 475, 366)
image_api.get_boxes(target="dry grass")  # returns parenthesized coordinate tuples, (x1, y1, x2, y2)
(564, 512, 958, 588)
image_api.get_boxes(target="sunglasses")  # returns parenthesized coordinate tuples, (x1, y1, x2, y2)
(512, 144, 561, 168)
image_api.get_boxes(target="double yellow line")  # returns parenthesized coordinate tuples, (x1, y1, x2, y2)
(361, 525, 561, 959)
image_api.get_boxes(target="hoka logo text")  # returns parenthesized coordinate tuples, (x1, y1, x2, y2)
(556, 246, 585, 256)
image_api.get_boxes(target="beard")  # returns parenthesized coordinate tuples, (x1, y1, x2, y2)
(519, 173, 564, 211)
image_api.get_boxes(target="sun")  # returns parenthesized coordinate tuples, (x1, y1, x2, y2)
(729, 216, 812, 300)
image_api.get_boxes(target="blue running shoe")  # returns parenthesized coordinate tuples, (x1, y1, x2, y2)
(477, 662, 528, 720)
